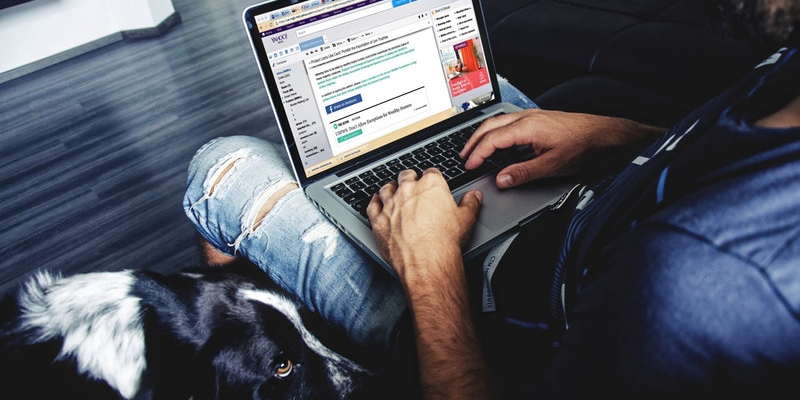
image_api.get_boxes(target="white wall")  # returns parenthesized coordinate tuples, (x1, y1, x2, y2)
(0, 0, 176, 76)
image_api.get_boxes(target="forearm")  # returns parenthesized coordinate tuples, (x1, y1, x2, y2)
(398, 247, 497, 400)
(596, 116, 666, 148)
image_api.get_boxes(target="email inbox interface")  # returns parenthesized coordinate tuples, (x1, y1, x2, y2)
(258, 0, 492, 177)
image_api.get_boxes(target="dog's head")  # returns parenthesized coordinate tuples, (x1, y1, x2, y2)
(140, 267, 375, 400)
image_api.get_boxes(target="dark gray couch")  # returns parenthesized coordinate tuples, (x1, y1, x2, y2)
(481, 0, 774, 127)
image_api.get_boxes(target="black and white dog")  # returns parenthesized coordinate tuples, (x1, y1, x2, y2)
(0, 260, 407, 400)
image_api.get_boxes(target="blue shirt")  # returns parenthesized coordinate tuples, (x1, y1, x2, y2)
(548, 47, 800, 395)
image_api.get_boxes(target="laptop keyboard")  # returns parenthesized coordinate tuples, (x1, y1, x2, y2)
(329, 118, 536, 218)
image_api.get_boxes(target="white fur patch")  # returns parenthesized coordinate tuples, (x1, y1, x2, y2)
(240, 288, 368, 398)
(18, 270, 146, 399)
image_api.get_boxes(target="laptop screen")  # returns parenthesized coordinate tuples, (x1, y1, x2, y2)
(245, 0, 497, 180)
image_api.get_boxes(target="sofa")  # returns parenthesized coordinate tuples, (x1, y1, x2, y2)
(481, 0, 775, 128)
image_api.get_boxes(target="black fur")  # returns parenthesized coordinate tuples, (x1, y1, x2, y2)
(0, 260, 412, 399)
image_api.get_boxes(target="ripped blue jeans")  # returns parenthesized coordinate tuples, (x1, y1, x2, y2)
(183, 77, 537, 349)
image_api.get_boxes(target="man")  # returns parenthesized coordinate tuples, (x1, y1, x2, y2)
(184, 0, 800, 397)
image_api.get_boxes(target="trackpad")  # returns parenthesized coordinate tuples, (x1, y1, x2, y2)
(458, 177, 567, 231)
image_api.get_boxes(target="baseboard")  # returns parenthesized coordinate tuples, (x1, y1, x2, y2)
(122, 11, 182, 40)
(0, 11, 182, 85)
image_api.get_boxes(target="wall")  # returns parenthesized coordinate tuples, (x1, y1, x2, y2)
(0, 0, 177, 82)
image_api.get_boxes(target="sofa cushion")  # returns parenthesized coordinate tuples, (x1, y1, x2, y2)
(482, 0, 774, 126)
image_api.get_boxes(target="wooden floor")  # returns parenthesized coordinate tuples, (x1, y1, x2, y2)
(0, 0, 282, 295)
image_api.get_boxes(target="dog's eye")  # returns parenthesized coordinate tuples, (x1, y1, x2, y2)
(274, 359, 295, 379)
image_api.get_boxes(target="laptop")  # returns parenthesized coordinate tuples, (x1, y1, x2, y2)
(242, 0, 574, 273)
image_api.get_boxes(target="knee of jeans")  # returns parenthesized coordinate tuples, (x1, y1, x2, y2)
(186, 136, 272, 201)
(188, 136, 251, 178)
(496, 74, 538, 110)
(184, 138, 300, 251)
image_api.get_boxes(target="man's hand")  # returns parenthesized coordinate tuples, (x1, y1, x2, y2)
(460, 109, 665, 188)
(366, 168, 496, 400)
(366, 168, 482, 280)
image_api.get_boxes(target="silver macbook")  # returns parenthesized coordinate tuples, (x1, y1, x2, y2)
(243, 0, 574, 273)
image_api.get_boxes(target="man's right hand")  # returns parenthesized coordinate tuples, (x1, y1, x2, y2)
(366, 168, 481, 281)
(460, 109, 666, 189)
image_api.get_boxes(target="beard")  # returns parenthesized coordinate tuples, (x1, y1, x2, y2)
(708, 0, 799, 46)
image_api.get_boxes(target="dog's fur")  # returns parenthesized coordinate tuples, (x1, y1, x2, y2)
(0, 260, 409, 400)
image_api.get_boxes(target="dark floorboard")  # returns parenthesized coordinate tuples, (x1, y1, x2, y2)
(0, 0, 281, 296)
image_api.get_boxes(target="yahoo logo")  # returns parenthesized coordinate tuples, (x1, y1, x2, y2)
(270, 33, 289, 43)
